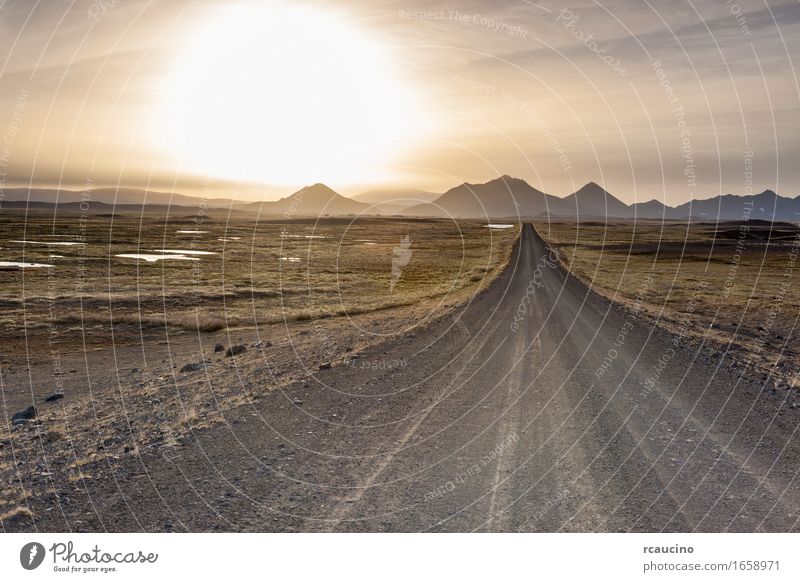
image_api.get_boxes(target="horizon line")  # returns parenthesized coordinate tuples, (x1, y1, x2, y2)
(0, 176, 791, 208)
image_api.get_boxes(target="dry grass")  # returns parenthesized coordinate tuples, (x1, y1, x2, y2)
(0, 506, 33, 523)
(0, 216, 517, 341)
(537, 219, 800, 373)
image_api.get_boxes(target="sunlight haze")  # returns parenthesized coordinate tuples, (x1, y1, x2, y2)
(0, 0, 797, 202)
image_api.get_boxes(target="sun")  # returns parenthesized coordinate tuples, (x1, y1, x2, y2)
(154, 2, 423, 187)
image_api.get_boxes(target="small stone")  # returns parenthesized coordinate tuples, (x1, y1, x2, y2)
(3, 507, 33, 527)
(180, 362, 209, 373)
(11, 406, 36, 425)
(292, 399, 303, 406)
(319, 362, 332, 370)
(44, 392, 64, 403)
(226, 344, 247, 357)
(214, 344, 225, 353)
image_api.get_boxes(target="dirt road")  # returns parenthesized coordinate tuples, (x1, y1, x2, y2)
(15, 224, 800, 532)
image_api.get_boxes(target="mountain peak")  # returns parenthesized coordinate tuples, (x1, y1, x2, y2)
(302, 182, 337, 193)
(475, 174, 526, 187)
(289, 183, 341, 201)
(642, 199, 667, 206)
(564, 181, 628, 217)
(263, 183, 369, 216)
(575, 181, 606, 195)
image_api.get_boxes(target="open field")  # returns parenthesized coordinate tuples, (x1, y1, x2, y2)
(0, 215, 515, 342)
(536, 219, 800, 380)
(0, 215, 517, 529)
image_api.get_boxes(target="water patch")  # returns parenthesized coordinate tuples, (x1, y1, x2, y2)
(176, 230, 208, 234)
(0, 261, 53, 268)
(115, 253, 199, 262)
(153, 249, 218, 255)
(279, 233, 326, 239)
(279, 257, 301, 262)
(10, 240, 83, 246)
(484, 224, 515, 229)
(217, 237, 242, 242)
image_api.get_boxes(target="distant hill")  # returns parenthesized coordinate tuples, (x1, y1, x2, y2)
(403, 176, 643, 218)
(561, 182, 629, 217)
(350, 188, 440, 214)
(404, 175, 565, 218)
(673, 190, 800, 221)
(0, 200, 219, 216)
(1, 187, 241, 208)
(625, 199, 682, 219)
(0, 184, 375, 218)
(405, 177, 799, 222)
(2, 179, 796, 222)
(240, 183, 371, 216)
(351, 188, 440, 206)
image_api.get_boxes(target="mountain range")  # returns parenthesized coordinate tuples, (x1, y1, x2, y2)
(4, 177, 799, 222)
(403, 177, 799, 221)
(0, 187, 241, 208)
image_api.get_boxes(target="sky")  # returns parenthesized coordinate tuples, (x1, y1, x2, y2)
(0, 0, 797, 203)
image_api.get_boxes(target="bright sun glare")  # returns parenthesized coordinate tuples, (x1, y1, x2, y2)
(156, 1, 423, 187)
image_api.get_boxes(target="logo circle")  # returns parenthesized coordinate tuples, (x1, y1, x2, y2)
(20, 542, 45, 570)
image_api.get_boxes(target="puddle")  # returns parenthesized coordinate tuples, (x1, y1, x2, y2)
(217, 237, 242, 242)
(280, 233, 326, 239)
(48, 254, 66, 259)
(279, 257, 301, 262)
(484, 224, 515, 229)
(115, 254, 200, 262)
(153, 249, 218, 255)
(176, 230, 208, 234)
(0, 261, 54, 268)
(10, 240, 83, 246)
